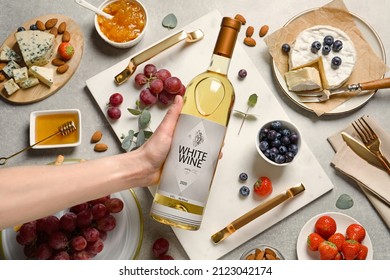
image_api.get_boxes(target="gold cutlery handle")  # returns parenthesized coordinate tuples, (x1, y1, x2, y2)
(360, 77, 390, 91)
(374, 150, 390, 174)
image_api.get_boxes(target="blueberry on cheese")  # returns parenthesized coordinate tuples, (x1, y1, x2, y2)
(15, 30, 55, 67)
(29, 66, 54, 87)
(3, 79, 20, 96)
(289, 25, 356, 89)
(0, 45, 22, 62)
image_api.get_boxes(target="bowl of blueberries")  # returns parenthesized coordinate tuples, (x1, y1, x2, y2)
(256, 120, 301, 166)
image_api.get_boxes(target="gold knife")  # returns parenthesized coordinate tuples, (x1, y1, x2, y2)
(341, 132, 383, 169)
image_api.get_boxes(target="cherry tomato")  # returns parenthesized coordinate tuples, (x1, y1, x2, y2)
(57, 42, 74, 61)
(253, 176, 272, 197)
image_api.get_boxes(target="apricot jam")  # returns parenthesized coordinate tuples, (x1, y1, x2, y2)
(98, 0, 146, 43)
(35, 113, 79, 145)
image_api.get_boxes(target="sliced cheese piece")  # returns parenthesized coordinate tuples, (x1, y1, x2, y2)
(29, 66, 54, 87)
(13, 67, 28, 83)
(15, 30, 55, 67)
(18, 77, 40, 89)
(0, 45, 22, 62)
(285, 67, 322, 91)
(4, 79, 20, 96)
(2, 60, 21, 78)
(291, 57, 329, 90)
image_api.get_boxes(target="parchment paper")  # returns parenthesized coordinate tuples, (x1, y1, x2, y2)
(264, 0, 388, 116)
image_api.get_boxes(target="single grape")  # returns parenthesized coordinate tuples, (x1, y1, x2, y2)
(82, 227, 100, 242)
(23, 244, 36, 258)
(51, 251, 70, 260)
(105, 198, 124, 213)
(177, 84, 186, 96)
(48, 231, 68, 250)
(109, 93, 123, 107)
(158, 89, 174, 105)
(96, 214, 116, 232)
(139, 88, 157, 106)
(72, 250, 91, 260)
(35, 243, 53, 260)
(149, 78, 164, 95)
(134, 73, 148, 87)
(70, 202, 89, 214)
(155, 69, 171, 81)
(59, 212, 77, 232)
(107, 106, 121, 120)
(143, 64, 157, 78)
(71, 235, 88, 251)
(91, 203, 107, 220)
(164, 76, 182, 94)
(18, 222, 37, 245)
(89, 195, 110, 206)
(152, 237, 170, 258)
(76, 209, 93, 228)
(86, 238, 104, 255)
(37, 216, 60, 235)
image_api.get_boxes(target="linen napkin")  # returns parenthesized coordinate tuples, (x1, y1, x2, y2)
(328, 115, 390, 228)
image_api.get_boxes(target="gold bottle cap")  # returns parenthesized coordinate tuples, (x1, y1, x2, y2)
(213, 17, 241, 58)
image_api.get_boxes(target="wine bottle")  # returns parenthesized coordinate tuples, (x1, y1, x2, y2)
(150, 17, 241, 230)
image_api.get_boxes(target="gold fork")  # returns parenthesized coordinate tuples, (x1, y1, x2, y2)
(352, 117, 390, 174)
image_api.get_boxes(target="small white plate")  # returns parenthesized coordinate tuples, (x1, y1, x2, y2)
(296, 212, 373, 260)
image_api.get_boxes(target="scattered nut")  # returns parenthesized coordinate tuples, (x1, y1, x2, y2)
(243, 37, 256, 47)
(245, 247, 281, 260)
(94, 143, 108, 152)
(259, 25, 269, 37)
(234, 14, 246, 25)
(36, 20, 45, 31)
(49, 26, 58, 37)
(246, 26, 254, 37)
(58, 22, 67, 34)
(90, 131, 103, 143)
(52, 58, 65, 66)
(56, 64, 69, 74)
(45, 18, 58, 30)
(0, 73, 5, 82)
(62, 30, 71, 42)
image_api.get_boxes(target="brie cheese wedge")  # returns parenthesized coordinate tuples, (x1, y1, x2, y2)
(285, 67, 322, 91)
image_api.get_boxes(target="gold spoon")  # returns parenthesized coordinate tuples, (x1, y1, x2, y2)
(114, 29, 204, 85)
(0, 121, 76, 166)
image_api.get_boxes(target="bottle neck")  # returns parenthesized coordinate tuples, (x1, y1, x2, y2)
(207, 54, 231, 75)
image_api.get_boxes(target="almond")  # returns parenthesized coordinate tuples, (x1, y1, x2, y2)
(259, 25, 269, 37)
(62, 31, 71, 42)
(45, 18, 58, 30)
(49, 26, 58, 37)
(234, 14, 246, 25)
(246, 26, 254, 37)
(0, 73, 5, 82)
(94, 143, 108, 152)
(90, 131, 103, 143)
(58, 22, 67, 34)
(243, 37, 256, 47)
(56, 64, 69, 74)
(52, 58, 65, 66)
(36, 20, 45, 31)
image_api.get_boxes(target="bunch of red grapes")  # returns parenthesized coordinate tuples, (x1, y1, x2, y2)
(134, 64, 186, 106)
(15, 195, 124, 260)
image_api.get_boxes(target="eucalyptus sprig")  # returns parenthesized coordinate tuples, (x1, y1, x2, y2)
(234, 93, 258, 135)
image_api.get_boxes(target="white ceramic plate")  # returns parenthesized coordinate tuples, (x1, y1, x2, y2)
(273, 10, 386, 115)
(296, 212, 373, 260)
(0, 159, 143, 260)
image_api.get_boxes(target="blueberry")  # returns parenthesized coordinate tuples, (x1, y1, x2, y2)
(282, 43, 291, 53)
(30, 24, 38, 30)
(275, 154, 286, 164)
(259, 127, 269, 140)
(271, 139, 281, 148)
(269, 147, 279, 160)
(17, 26, 26, 32)
(270, 121, 282, 131)
(279, 145, 288, 155)
(289, 133, 299, 144)
(311, 41, 321, 54)
(259, 141, 269, 152)
(281, 136, 291, 146)
(324, 35, 334, 46)
(267, 130, 278, 141)
(239, 172, 248, 181)
(332, 40, 343, 52)
(263, 149, 271, 158)
(281, 128, 291, 137)
(285, 152, 295, 163)
(288, 144, 299, 155)
(239, 186, 250, 197)
(322, 45, 331, 55)
(331, 56, 342, 69)
(238, 69, 247, 79)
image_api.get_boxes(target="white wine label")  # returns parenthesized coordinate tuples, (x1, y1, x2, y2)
(158, 113, 225, 206)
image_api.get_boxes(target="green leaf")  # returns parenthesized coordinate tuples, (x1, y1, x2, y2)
(121, 130, 135, 151)
(162, 13, 177, 29)
(135, 130, 153, 140)
(128, 108, 142, 116)
(136, 129, 145, 147)
(138, 110, 151, 129)
(233, 110, 246, 116)
(248, 93, 258, 107)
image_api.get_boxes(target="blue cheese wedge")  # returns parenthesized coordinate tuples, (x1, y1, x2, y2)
(29, 66, 54, 87)
(15, 30, 55, 67)
(18, 77, 40, 89)
(289, 25, 356, 89)
(0, 45, 22, 62)
(12, 67, 28, 83)
(2, 60, 21, 78)
(4, 79, 20, 96)
(285, 67, 322, 91)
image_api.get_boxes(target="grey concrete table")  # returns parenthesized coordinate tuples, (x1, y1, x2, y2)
(0, 0, 389, 260)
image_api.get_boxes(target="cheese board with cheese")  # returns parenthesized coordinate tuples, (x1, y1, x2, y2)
(0, 14, 84, 104)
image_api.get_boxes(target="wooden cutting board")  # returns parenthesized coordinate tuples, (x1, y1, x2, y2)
(0, 14, 84, 104)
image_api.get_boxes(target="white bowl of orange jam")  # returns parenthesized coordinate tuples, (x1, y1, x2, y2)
(30, 109, 82, 149)
(95, 0, 148, 48)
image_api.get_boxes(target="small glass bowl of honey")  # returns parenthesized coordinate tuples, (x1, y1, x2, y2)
(30, 109, 82, 149)
(95, 0, 148, 48)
